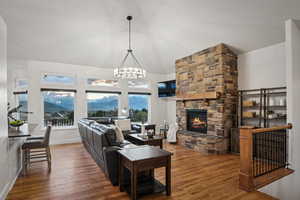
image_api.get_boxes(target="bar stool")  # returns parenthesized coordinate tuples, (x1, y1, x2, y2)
(22, 126, 52, 175)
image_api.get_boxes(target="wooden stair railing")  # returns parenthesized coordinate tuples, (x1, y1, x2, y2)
(239, 124, 294, 192)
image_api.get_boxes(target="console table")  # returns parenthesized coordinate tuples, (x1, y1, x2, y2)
(118, 146, 172, 200)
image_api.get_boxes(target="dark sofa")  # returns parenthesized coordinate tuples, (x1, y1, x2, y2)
(78, 118, 135, 185)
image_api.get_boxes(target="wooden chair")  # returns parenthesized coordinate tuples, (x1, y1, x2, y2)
(22, 126, 52, 175)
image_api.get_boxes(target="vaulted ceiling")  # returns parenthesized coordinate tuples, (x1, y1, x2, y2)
(0, 0, 300, 73)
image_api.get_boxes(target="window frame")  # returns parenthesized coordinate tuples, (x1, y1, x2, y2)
(86, 90, 121, 118)
(41, 88, 77, 129)
(13, 90, 28, 122)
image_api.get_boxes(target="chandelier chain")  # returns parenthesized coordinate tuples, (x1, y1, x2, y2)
(128, 17, 131, 50)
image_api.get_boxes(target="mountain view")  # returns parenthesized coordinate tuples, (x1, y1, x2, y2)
(87, 96, 118, 111)
(40, 92, 149, 123)
(128, 95, 148, 110)
(43, 92, 74, 113)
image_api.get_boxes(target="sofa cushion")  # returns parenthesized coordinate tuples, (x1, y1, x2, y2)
(95, 118, 112, 125)
(91, 123, 117, 146)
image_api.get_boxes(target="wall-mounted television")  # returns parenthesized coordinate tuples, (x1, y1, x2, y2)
(158, 80, 176, 97)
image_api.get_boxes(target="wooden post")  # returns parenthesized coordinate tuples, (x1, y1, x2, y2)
(239, 127, 255, 191)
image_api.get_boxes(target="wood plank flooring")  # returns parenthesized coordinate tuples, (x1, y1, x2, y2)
(7, 143, 276, 200)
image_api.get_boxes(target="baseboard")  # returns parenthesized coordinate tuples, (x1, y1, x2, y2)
(0, 167, 22, 200)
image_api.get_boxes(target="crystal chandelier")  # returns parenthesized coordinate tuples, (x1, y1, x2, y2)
(114, 16, 146, 79)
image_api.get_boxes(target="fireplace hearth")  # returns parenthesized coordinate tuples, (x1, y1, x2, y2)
(186, 109, 207, 133)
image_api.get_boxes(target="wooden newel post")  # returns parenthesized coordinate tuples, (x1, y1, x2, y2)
(239, 127, 255, 191)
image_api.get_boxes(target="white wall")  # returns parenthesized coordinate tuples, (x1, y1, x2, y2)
(259, 19, 300, 200)
(162, 73, 177, 125)
(0, 15, 7, 137)
(0, 15, 8, 200)
(238, 42, 286, 90)
(7, 60, 170, 144)
(0, 15, 20, 200)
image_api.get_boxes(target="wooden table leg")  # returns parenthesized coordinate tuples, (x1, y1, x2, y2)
(131, 165, 137, 200)
(119, 156, 124, 192)
(166, 156, 171, 196)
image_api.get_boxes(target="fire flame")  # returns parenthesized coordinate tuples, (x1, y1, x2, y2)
(192, 117, 206, 125)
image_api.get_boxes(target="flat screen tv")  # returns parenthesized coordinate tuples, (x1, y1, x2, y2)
(158, 80, 176, 97)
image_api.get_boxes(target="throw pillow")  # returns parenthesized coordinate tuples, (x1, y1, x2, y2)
(115, 125, 125, 143)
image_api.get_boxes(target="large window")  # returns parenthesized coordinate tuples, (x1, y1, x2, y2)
(128, 93, 150, 123)
(42, 89, 75, 127)
(128, 80, 149, 89)
(87, 91, 119, 117)
(42, 74, 75, 85)
(14, 92, 28, 121)
(87, 79, 118, 87)
(16, 79, 28, 88)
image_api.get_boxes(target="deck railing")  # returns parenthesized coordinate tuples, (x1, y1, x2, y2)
(44, 119, 74, 127)
(239, 124, 294, 191)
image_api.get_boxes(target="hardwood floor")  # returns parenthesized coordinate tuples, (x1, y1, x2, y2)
(7, 143, 276, 200)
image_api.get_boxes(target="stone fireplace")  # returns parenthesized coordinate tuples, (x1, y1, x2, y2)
(176, 44, 238, 154)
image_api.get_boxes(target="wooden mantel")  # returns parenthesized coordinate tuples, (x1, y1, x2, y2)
(176, 91, 220, 101)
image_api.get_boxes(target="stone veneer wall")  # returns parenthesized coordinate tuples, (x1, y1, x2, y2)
(176, 43, 238, 154)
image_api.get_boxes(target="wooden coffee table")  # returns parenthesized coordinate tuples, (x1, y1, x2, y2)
(118, 146, 172, 200)
(126, 134, 163, 149)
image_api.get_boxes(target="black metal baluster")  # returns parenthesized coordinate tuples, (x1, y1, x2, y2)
(259, 133, 262, 176)
(279, 131, 282, 168)
(256, 134, 258, 176)
(262, 132, 265, 175)
(264, 132, 267, 174)
(282, 131, 284, 167)
(262, 132, 264, 175)
(275, 131, 278, 169)
(267, 132, 270, 173)
(253, 133, 255, 176)
(256, 133, 258, 176)
(284, 130, 287, 168)
(270, 131, 273, 171)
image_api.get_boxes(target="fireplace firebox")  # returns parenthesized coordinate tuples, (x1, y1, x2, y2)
(186, 109, 207, 133)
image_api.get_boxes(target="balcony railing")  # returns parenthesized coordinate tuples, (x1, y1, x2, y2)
(239, 124, 294, 192)
(44, 119, 74, 127)
(253, 129, 288, 177)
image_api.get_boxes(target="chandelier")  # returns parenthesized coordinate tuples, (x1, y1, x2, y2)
(114, 16, 146, 79)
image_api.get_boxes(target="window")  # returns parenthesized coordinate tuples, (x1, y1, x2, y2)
(42, 74, 75, 85)
(16, 79, 28, 88)
(42, 89, 75, 127)
(86, 91, 119, 117)
(87, 79, 118, 87)
(128, 93, 150, 122)
(14, 92, 28, 121)
(128, 80, 149, 89)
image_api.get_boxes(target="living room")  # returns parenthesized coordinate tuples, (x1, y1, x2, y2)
(1, 1, 300, 200)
